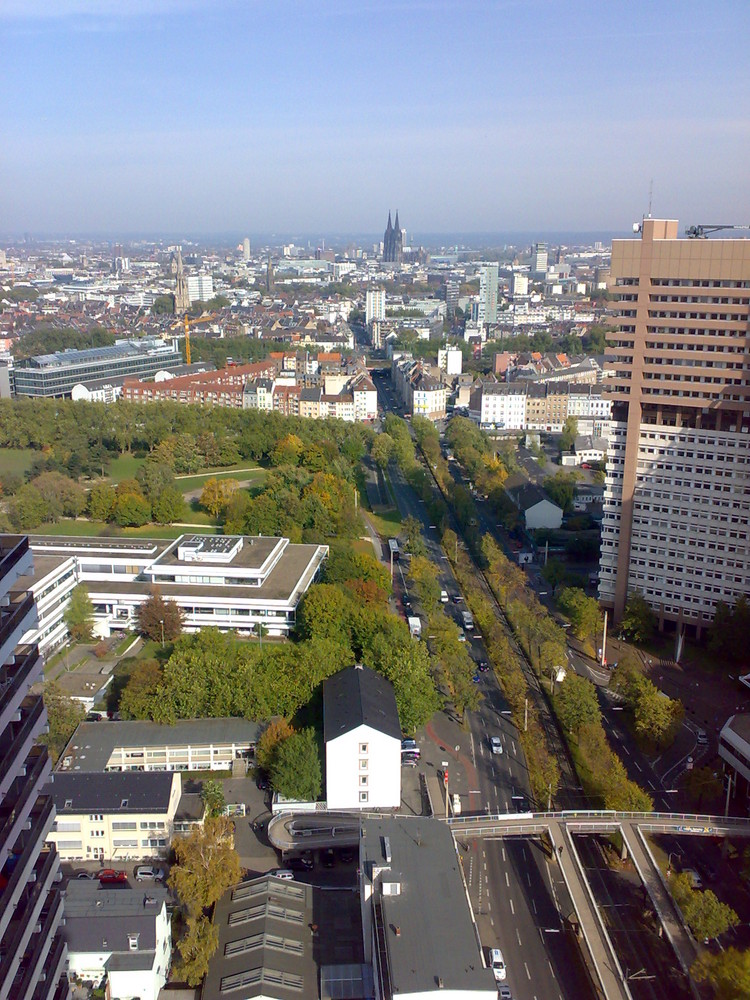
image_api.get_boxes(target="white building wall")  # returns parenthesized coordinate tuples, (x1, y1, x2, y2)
(326, 724, 400, 810)
(524, 500, 563, 530)
(599, 421, 750, 626)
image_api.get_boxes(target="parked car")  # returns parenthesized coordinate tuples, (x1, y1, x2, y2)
(498, 988, 513, 1000)
(490, 736, 503, 755)
(285, 856, 314, 872)
(255, 770, 270, 790)
(452, 594, 463, 604)
(135, 866, 164, 882)
(98, 869, 127, 884)
(440, 590, 449, 603)
(457, 631, 466, 643)
(270, 869, 295, 880)
(401, 738, 417, 751)
(696, 729, 709, 746)
(478, 661, 490, 672)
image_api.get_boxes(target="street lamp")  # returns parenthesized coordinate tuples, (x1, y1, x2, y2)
(159, 619, 165, 648)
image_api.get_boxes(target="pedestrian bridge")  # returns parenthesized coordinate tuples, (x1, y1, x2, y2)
(444, 808, 750, 838)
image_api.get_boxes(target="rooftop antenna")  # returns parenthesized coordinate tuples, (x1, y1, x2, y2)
(647, 179, 653, 219)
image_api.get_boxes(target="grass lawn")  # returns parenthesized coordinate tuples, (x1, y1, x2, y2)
(0, 447, 37, 477)
(176, 465, 266, 494)
(106, 454, 145, 482)
(38, 519, 221, 538)
(352, 537, 375, 555)
(185, 499, 221, 526)
(367, 506, 403, 539)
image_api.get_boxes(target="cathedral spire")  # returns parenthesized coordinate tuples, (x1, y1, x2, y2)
(394, 210, 400, 231)
(386, 211, 393, 232)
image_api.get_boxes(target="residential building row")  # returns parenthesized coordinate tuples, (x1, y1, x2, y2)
(121, 356, 378, 421)
(20, 532, 328, 657)
(391, 354, 450, 420)
(469, 380, 611, 437)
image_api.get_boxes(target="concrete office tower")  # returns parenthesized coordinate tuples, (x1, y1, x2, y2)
(0, 535, 69, 999)
(531, 242, 548, 276)
(242, 238, 251, 261)
(445, 278, 460, 316)
(478, 264, 499, 326)
(173, 248, 190, 314)
(512, 272, 529, 298)
(365, 288, 386, 325)
(599, 219, 750, 636)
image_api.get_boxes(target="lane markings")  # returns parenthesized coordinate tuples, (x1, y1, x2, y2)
(505, 871, 510, 888)
(509, 897, 514, 915)
(516, 929, 523, 947)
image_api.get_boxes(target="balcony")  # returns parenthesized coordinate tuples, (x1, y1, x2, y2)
(12, 891, 65, 1000)
(0, 645, 42, 736)
(0, 537, 30, 586)
(0, 747, 51, 872)
(0, 848, 60, 997)
(0, 795, 55, 941)
(0, 696, 46, 799)
(0, 592, 36, 665)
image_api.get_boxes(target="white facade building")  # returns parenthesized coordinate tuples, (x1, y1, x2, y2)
(324, 665, 401, 810)
(470, 383, 527, 430)
(186, 273, 214, 303)
(64, 883, 171, 1000)
(438, 347, 463, 376)
(24, 533, 327, 646)
(478, 264, 499, 326)
(366, 288, 386, 325)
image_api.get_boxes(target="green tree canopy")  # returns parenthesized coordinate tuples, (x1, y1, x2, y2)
(201, 779, 226, 819)
(118, 659, 163, 720)
(555, 673, 600, 734)
(65, 584, 95, 642)
(557, 587, 602, 642)
(39, 682, 86, 764)
(620, 592, 656, 643)
(270, 728, 322, 801)
(169, 816, 242, 914)
(692, 946, 750, 999)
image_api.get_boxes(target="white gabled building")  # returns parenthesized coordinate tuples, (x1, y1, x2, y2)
(324, 665, 401, 810)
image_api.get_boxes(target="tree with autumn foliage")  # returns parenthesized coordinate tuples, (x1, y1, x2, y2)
(136, 590, 184, 642)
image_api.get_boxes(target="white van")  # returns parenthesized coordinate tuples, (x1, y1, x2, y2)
(440, 590, 449, 603)
(489, 949, 506, 982)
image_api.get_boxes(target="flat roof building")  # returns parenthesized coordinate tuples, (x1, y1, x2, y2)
(23, 533, 328, 648)
(14, 337, 183, 398)
(360, 816, 496, 1000)
(58, 718, 261, 773)
(599, 219, 750, 632)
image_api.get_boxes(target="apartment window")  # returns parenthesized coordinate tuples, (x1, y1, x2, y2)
(359, 759, 368, 770)
(89, 814, 103, 822)
(359, 743, 368, 754)
(359, 792, 369, 803)
(128, 933, 139, 951)
(359, 776, 368, 786)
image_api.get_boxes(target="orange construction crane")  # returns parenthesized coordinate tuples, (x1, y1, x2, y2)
(170, 313, 216, 365)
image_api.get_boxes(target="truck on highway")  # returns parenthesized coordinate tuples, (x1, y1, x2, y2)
(408, 616, 422, 639)
(461, 610, 474, 630)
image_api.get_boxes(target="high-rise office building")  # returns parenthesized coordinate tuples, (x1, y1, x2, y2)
(0, 534, 69, 1000)
(530, 242, 548, 276)
(445, 278, 460, 316)
(383, 211, 404, 263)
(478, 264, 499, 326)
(187, 273, 214, 304)
(365, 288, 386, 325)
(599, 219, 750, 635)
(242, 238, 251, 261)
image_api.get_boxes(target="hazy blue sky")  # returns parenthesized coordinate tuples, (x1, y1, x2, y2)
(2, 0, 749, 236)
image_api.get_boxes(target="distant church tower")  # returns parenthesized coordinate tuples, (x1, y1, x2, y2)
(383, 210, 404, 263)
(174, 248, 190, 314)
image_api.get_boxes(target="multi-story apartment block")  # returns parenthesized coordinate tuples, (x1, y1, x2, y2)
(599, 219, 750, 633)
(525, 382, 569, 432)
(186, 273, 214, 303)
(391, 356, 448, 421)
(46, 772, 182, 862)
(365, 288, 386, 325)
(469, 383, 527, 430)
(0, 534, 69, 1000)
(478, 264, 499, 326)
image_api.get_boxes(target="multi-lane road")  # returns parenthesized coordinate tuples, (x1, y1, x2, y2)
(373, 375, 596, 1000)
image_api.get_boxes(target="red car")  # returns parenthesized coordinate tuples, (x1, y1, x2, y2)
(98, 869, 127, 884)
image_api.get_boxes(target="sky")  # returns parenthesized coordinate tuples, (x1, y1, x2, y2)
(1, 0, 749, 237)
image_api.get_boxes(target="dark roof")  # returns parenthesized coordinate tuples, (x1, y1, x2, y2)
(63, 882, 166, 965)
(508, 482, 561, 513)
(361, 817, 495, 997)
(49, 771, 177, 813)
(323, 665, 401, 743)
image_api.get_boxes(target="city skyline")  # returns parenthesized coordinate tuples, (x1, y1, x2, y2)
(2, 0, 749, 234)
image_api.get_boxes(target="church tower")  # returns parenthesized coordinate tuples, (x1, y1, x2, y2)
(174, 247, 190, 314)
(383, 210, 403, 263)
